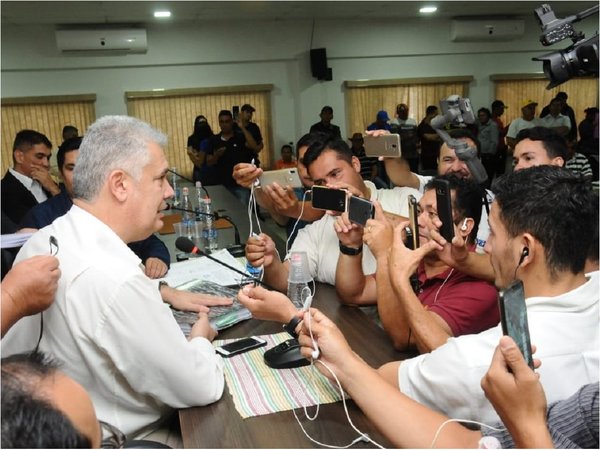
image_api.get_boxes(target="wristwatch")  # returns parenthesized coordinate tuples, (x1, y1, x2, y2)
(283, 316, 302, 338)
(158, 280, 169, 291)
(339, 243, 363, 256)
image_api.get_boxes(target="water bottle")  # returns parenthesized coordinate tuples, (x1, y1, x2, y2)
(181, 187, 194, 238)
(202, 198, 218, 252)
(244, 261, 263, 285)
(170, 167, 180, 206)
(195, 181, 205, 222)
(287, 251, 312, 308)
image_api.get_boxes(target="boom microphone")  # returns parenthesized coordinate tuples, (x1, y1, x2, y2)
(175, 237, 273, 289)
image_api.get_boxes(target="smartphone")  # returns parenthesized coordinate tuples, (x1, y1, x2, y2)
(259, 168, 302, 188)
(232, 105, 240, 121)
(364, 134, 402, 158)
(215, 336, 267, 357)
(348, 195, 374, 226)
(498, 280, 534, 369)
(433, 179, 454, 242)
(311, 186, 347, 212)
(407, 194, 420, 250)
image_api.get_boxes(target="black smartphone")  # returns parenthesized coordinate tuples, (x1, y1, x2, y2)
(498, 280, 534, 369)
(407, 194, 419, 250)
(215, 336, 267, 357)
(232, 105, 240, 121)
(348, 195, 374, 226)
(311, 186, 347, 212)
(433, 179, 454, 242)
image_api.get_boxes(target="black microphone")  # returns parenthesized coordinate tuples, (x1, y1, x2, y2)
(167, 205, 245, 257)
(167, 168, 210, 198)
(175, 237, 273, 290)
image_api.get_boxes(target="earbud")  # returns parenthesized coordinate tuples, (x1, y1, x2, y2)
(311, 344, 320, 360)
(517, 247, 529, 266)
(460, 218, 468, 231)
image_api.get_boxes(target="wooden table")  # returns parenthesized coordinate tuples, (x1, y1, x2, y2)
(179, 283, 412, 448)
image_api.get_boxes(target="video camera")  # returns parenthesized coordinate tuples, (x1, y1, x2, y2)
(532, 3, 599, 89)
(430, 95, 488, 184)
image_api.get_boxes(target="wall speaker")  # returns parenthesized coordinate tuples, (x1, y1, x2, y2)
(310, 48, 332, 81)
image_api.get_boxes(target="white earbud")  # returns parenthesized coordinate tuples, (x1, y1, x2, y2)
(460, 218, 468, 231)
(311, 344, 320, 360)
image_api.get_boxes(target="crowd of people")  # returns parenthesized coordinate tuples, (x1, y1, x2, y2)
(0, 90, 598, 448)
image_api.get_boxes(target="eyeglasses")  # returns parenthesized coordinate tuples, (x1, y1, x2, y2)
(99, 420, 126, 449)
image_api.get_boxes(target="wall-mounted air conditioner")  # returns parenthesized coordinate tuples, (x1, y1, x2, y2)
(450, 19, 525, 42)
(56, 28, 147, 54)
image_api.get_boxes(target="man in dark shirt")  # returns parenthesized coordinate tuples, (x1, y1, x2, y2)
(309, 106, 341, 140)
(235, 104, 264, 167)
(417, 105, 442, 172)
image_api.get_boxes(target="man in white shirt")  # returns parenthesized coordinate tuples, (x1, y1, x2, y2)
(1, 129, 60, 225)
(377, 165, 598, 424)
(2, 116, 224, 437)
(506, 99, 540, 150)
(539, 97, 571, 138)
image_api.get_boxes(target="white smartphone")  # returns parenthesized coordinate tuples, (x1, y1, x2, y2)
(364, 134, 402, 157)
(259, 168, 302, 188)
(215, 337, 267, 357)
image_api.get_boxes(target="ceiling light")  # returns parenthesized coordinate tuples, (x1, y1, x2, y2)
(420, 6, 437, 14)
(154, 11, 171, 18)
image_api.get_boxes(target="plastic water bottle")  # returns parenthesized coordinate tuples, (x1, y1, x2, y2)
(195, 181, 205, 222)
(170, 167, 180, 206)
(202, 198, 218, 252)
(245, 261, 263, 285)
(181, 187, 194, 238)
(287, 251, 312, 308)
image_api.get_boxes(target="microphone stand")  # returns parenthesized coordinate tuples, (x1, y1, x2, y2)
(167, 168, 210, 198)
(167, 205, 246, 257)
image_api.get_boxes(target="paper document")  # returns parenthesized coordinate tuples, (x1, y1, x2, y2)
(160, 249, 247, 287)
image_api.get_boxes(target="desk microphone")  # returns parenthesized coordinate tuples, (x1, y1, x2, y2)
(167, 169, 210, 197)
(167, 205, 245, 257)
(175, 237, 274, 290)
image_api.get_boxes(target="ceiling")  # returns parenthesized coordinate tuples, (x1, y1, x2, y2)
(1, 1, 597, 25)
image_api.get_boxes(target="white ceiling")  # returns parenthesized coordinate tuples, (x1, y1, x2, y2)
(1, 1, 597, 25)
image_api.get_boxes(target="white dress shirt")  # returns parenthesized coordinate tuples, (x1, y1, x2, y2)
(9, 167, 48, 203)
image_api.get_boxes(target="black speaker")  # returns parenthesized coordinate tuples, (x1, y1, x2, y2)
(310, 48, 331, 80)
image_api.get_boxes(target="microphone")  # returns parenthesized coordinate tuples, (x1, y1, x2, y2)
(175, 237, 273, 290)
(167, 169, 210, 198)
(167, 205, 245, 257)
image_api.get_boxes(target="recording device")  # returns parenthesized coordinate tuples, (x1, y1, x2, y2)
(216, 336, 266, 357)
(498, 280, 534, 369)
(364, 133, 402, 157)
(175, 237, 273, 289)
(433, 179, 454, 243)
(232, 105, 240, 121)
(259, 168, 303, 188)
(430, 95, 488, 184)
(533, 3, 599, 88)
(311, 186, 347, 212)
(407, 195, 419, 250)
(348, 196, 374, 226)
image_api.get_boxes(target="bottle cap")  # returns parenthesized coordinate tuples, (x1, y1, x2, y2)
(182, 187, 189, 194)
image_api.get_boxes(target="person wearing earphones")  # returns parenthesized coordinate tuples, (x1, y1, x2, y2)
(375, 166, 597, 424)
(338, 175, 498, 352)
(297, 308, 598, 449)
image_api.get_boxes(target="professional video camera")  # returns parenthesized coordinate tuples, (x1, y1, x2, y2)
(430, 95, 488, 184)
(532, 3, 599, 89)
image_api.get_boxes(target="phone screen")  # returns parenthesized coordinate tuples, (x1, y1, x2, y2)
(499, 280, 534, 369)
(311, 186, 347, 212)
(232, 105, 240, 121)
(216, 337, 266, 357)
(433, 179, 454, 242)
(348, 195, 374, 226)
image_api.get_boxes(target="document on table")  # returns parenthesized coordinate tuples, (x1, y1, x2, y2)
(160, 249, 247, 287)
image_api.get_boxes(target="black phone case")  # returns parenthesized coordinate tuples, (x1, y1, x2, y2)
(498, 280, 534, 369)
(433, 179, 454, 242)
(348, 196, 374, 226)
(407, 195, 419, 249)
(311, 186, 347, 212)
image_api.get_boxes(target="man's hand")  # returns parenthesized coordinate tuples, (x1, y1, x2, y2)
(429, 217, 470, 267)
(233, 162, 262, 188)
(262, 182, 300, 216)
(245, 233, 277, 269)
(188, 312, 218, 341)
(363, 201, 393, 259)
(388, 221, 441, 282)
(30, 165, 60, 195)
(2, 255, 60, 319)
(334, 211, 364, 248)
(161, 285, 232, 313)
(144, 257, 168, 279)
(237, 284, 296, 323)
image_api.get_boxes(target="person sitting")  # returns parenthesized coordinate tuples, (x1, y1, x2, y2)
(376, 166, 597, 424)
(2, 116, 225, 437)
(274, 144, 296, 169)
(296, 307, 598, 449)
(1, 129, 60, 225)
(245, 137, 420, 294)
(347, 175, 498, 352)
(20, 137, 229, 311)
